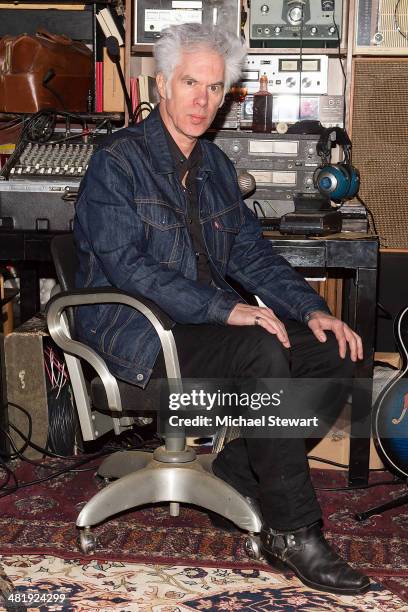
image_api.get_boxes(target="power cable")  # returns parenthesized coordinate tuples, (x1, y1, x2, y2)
(394, 0, 408, 41)
(332, 16, 346, 127)
(357, 194, 382, 241)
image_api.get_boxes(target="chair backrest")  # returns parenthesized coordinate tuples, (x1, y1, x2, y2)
(49, 233, 122, 440)
(51, 234, 78, 292)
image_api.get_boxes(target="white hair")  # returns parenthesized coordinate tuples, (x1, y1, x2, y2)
(153, 23, 247, 97)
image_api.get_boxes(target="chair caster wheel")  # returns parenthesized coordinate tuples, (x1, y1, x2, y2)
(79, 528, 97, 554)
(354, 512, 369, 522)
(95, 474, 112, 486)
(245, 535, 262, 560)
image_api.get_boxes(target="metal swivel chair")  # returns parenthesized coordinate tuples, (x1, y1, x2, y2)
(46, 234, 262, 556)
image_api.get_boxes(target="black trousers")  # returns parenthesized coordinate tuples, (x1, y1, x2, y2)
(153, 320, 354, 531)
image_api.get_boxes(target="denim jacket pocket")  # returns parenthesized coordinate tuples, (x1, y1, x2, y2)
(89, 303, 112, 335)
(135, 198, 184, 263)
(209, 202, 242, 263)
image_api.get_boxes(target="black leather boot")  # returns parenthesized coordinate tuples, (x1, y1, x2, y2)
(261, 522, 370, 595)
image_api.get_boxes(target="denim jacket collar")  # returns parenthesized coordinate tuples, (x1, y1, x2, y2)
(143, 105, 213, 174)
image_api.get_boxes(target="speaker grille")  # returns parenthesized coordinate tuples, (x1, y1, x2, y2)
(351, 58, 408, 248)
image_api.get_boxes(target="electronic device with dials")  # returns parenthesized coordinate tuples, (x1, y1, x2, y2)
(133, 0, 240, 45)
(212, 53, 344, 129)
(206, 130, 367, 233)
(0, 140, 96, 231)
(250, 0, 343, 42)
(355, 0, 408, 54)
(206, 130, 322, 220)
(243, 54, 328, 95)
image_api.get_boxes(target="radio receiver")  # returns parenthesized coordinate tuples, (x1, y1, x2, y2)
(133, 0, 240, 45)
(250, 0, 343, 43)
(355, 0, 408, 54)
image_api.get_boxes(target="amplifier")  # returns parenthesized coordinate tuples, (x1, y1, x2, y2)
(0, 139, 95, 231)
(133, 0, 240, 45)
(4, 315, 50, 460)
(0, 181, 76, 232)
(355, 0, 408, 54)
(207, 130, 321, 218)
(243, 54, 328, 95)
(250, 0, 343, 42)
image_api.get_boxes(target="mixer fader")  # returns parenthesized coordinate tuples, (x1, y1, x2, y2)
(9, 142, 96, 179)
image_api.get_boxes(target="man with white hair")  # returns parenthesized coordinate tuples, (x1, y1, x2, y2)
(74, 23, 369, 595)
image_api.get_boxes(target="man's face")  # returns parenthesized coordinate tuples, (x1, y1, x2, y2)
(156, 48, 225, 151)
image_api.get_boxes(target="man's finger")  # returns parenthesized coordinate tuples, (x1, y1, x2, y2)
(334, 328, 348, 359)
(356, 334, 364, 359)
(258, 317, 290, 347)
(344, 327, 360, 362)
(346, 327, 363, 360)
(309, 320, 327, 343)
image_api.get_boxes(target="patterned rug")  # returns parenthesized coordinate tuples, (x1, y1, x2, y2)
(0, 458, 406, 607)
(0, 555, 406, 611)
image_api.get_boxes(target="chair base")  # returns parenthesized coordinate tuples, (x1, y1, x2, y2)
(77, 450, 262, 534)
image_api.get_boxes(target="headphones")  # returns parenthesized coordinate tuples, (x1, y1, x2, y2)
(313, 127, 360, 203)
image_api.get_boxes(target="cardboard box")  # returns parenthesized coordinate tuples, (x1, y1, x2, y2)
(308, 400, 384, 471)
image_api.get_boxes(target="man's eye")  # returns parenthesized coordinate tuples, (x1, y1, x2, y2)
(186, 80, 194, 86)
(210, 85, 221, 93)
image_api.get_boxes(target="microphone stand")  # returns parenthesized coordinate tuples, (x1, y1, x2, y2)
(106, 36, 134, 124)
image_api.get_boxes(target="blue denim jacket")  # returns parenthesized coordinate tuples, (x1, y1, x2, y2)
(74, 107, 328, 386)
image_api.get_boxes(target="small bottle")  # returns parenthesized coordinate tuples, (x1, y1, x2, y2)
(87, 90, 93, 114)
(252, 73, 273, 133)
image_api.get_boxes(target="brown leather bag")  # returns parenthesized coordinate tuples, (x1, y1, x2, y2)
(0, 29, 92, 113)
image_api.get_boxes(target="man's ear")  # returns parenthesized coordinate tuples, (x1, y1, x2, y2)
(156, 73, 167, 99)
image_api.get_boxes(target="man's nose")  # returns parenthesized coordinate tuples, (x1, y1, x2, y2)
(195, 86, 208, 107)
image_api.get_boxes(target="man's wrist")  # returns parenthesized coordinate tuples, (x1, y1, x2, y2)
(304, 309, 330, 324)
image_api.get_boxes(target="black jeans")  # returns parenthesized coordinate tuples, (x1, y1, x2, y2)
(153, 320, 354, 531)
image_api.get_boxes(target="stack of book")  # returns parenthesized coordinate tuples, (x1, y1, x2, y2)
(130, 75, 157, 121)
(95, 6, 125, 113)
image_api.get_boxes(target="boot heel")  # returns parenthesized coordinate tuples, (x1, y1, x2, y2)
(262, 550, 290, 573)
(208, 511, 239, 532)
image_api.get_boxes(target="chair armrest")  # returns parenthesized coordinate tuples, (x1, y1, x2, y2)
(1, 288, 19, 307)
(46, 288, 181, 413)
(49, 287, 175, 329)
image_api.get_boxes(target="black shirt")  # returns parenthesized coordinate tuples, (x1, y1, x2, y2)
(161, 119, 213, 284)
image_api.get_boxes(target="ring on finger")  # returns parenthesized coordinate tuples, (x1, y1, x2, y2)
(254, 315, 261, 326)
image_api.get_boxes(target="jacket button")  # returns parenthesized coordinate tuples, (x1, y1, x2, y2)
(136, 373, 144, 381)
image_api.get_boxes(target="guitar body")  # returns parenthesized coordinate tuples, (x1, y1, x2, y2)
(373, 306, 408, 479)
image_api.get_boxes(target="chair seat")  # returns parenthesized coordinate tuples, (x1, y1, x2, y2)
(91, 375, 164, 413)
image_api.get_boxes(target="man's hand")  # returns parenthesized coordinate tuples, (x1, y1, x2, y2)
(227, 304, 290, 348)
(306, 310, 363, 362)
